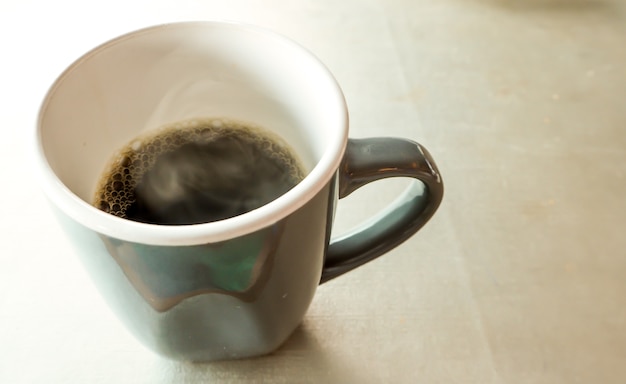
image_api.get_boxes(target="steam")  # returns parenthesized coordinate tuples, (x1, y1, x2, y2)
(94, 118, 305, 225)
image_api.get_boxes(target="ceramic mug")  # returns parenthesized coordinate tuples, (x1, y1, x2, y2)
(35, 21, 443, 361)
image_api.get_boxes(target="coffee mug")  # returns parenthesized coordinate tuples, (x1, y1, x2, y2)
(35, 21, 443, 361)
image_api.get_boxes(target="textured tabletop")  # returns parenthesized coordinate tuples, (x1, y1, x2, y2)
(1, 0, 626, 383)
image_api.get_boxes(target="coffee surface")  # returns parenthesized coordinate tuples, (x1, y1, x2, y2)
(93, 118, 305, 225)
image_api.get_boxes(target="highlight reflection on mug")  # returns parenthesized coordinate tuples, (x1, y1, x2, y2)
(102, 224, 283, 312)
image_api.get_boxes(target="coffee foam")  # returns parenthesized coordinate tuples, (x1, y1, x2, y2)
(93, 118, 305, 221)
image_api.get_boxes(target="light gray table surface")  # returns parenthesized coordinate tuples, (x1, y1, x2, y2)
(1, 0, 626, 383)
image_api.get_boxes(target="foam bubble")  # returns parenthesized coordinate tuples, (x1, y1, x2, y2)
(130, 140, 142, 151)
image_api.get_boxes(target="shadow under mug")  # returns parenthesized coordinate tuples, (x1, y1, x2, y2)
(35, 21, 444, 361)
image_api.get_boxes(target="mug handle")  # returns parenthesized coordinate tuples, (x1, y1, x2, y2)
(320, 138, 444, 283)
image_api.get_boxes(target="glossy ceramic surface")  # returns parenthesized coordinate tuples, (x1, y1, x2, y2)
(53, 182, 332, 361)
(34, 22, 443, 361)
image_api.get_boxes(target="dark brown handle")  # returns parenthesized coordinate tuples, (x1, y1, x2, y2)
(320, 138, 444, 283)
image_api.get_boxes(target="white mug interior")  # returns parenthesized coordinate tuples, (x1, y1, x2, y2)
(36, 21, 348, 245)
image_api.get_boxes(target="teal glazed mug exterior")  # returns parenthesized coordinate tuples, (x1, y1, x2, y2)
(34, 21, 444, 361)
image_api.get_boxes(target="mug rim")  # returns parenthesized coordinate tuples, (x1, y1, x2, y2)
(34, 20, 348, 246)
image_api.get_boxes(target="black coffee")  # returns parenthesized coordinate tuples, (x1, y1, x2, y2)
(93, 118, 305, 225)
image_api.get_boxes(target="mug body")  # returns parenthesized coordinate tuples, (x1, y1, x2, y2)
(50, 180, 336, 360)
(35, 22, 348, 360)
